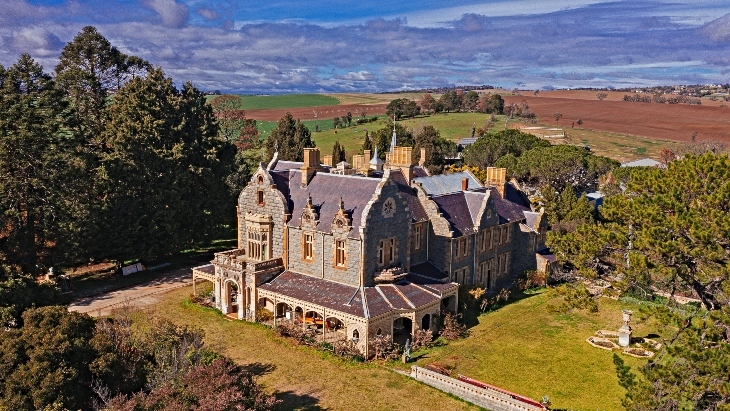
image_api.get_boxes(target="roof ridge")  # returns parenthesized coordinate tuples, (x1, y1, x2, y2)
(407, 281, 441, 298)
(389, 283, 416, 309)
(374, 285, 394, 309)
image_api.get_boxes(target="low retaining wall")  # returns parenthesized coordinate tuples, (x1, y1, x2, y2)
(411, 366, 545, 411)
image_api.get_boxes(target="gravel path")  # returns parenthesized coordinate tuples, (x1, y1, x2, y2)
(68, 267, 194, 317)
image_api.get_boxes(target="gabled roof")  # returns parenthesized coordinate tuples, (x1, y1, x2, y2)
(431, 192, 482, 236)
(259, 270, 454, 319)
(390, 169, 428, 222)
(270, 169, 380, 239)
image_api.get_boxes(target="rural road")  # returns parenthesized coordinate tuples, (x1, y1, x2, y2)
(68, 267, 195, 317)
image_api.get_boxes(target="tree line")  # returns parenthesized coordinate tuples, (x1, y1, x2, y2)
(0, 26, 245, 275)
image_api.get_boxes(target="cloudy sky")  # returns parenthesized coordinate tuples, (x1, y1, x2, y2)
(2, 0, 730, 93)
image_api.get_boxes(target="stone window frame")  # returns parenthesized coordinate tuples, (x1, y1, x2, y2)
(303, 232, 315, 261)
(502, 223, 511, 244)
(377, 236, 397, 267)
(245, 213, 272, 261)
(413, 223, 422, 250)
(257, 189, 265, 206)
(454, 237, 468, 260)
(334, 238, 347, 268)
(480, 228, 492, 253)
(382, 197, 396, 218)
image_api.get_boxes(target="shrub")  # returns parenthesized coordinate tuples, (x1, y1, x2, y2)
(275, 320, 316, 345)
(331, 339, 362, 360)
(371, 334, 401, 361)
(438, 313, 467, 340)
(412, 329, 434, 350)
(255, 307, 273, 323)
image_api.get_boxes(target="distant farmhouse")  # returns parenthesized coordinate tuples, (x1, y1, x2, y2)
(193, 131, 555, 356)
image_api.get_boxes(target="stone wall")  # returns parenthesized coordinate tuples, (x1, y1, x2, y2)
(285, 227, 361, 286)
(361, 172, 412, 287)
(410, 366, 546, 411)
(238, 168, 289, 259)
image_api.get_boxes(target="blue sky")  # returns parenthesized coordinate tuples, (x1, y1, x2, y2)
(2, 0, 730, 93)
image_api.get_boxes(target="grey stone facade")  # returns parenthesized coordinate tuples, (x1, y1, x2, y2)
(195, 148, 551, 357)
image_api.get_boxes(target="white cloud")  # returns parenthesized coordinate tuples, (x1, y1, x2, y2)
(141, 0, 189, 28)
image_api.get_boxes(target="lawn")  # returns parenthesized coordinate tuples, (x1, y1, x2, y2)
(394, 290, 666, 411)
(148, 285, 481, 411)
(147, 284, 664, 411)
(208, 94, 340, 110)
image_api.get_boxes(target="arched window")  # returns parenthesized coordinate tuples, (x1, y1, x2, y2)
(352, 329, 360, 342)
(376, 328, 382, 336)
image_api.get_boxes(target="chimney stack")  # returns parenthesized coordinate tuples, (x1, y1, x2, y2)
(390, 146, 414, 183)
(461, 177, 468, 191)
(322, 155, 333, 167)
(301, 148, 321, 187)
(419, 148, 426, 167)
(486, 167, 507, 197)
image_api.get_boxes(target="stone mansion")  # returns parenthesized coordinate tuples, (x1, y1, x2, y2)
(193, 143, 554, 357)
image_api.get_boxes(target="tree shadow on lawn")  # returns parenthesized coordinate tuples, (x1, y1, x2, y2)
(241, 361, 277, 377)
(274, 391, 328, 411)
(460, 288, 544, 330)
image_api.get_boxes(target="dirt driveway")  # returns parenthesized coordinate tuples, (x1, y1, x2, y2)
(68, 267, 194, 317)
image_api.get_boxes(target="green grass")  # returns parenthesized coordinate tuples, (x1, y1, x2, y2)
(150, 286, 482, 411)
(390, 291, 667, 411)
(208, 94, 339, 110)
(148, 285, 667, 411)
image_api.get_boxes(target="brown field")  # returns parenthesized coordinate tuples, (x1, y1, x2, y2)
(245, 103, 388, 121)
(504, 93, 730, 143)
(243, 90, 730, 153)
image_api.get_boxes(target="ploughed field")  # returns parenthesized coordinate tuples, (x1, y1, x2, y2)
(504, 91, 730, 143)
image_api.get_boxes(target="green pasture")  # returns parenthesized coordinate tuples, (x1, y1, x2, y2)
(394, 290, 666, 411)
(207, 94, 340, 110)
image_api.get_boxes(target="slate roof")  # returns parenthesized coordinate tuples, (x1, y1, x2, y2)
(523, 211, 540, 231)
(413, 171, 482, 197)
(537, 249, 557, 263)
(410, 262, 449, 282)
(413, 166, 430, 178)
(432, 192, 480, 236)
(259, 271, 454, 319)
(269, 169, 381, 239)
(259, 271, 365, 317)
(390, 169, 429, 222)
(489, 186, 531, 224)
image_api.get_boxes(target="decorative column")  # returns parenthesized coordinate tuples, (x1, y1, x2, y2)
(214, 279, 222, 311)
(618, 310, 633, 347)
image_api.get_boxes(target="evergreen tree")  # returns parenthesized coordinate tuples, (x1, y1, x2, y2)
(264, 112, 315, 161)
(549, 153, 730, 408)
(464, 129, 550, 170)
(332, 140, 346, 164)
(55, 26, 150, 149)
(413, 125, 456, 174)
(0, 54, 79, 271)
(362, 130, 372, 152)
(371, 122, 413, 160)
(95, 68, 235, 261)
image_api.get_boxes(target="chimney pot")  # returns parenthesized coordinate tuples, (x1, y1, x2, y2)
(462, 177, 468, 191)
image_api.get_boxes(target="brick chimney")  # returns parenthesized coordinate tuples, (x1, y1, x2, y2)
(301, 148, 321, 187)
(390, 146, 414, 183)
(486, 167, 507, 197)
(461, 177, 468, 191)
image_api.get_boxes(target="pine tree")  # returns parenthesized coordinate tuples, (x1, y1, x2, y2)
(332, 141, 346, 164)
(264, 113, 315, 161)
(0, 55, 78, 271)
(96, 68, 235, 261)
(549, 153, 730, 408)
(362, 131, 372, 153)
